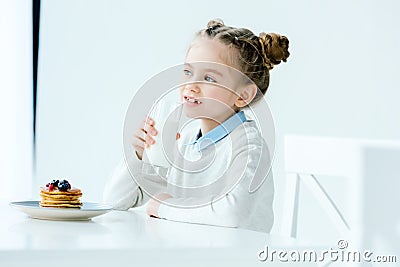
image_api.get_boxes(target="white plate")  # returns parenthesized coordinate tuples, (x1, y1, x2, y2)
(10, 201, 113, 221)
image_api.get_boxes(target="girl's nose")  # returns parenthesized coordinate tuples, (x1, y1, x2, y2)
(185, 83, 201, 93)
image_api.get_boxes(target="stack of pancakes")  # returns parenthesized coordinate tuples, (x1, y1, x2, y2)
(40, 187, 83, 208)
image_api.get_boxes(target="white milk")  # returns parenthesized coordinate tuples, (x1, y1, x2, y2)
(145, 119, 179, 168)
(142, 98, 182, 175)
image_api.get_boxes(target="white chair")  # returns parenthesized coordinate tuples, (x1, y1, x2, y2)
(282, 135, 366, 243)
(282, 135, 400, 254)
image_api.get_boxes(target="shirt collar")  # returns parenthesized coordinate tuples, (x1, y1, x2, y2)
(185, 111, 247, 151)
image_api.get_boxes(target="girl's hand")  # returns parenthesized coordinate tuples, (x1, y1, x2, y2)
(146, 193, 173, 218)
(132, 117, 158, 160)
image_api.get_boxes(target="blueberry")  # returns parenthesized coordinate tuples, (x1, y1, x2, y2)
(58, 180, 71, 191)
(58, 184, 67, 191)
(51, 179, 59, 187)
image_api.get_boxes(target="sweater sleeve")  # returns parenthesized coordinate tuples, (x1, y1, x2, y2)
(157, 126, 273, 229)
(103, 155, 167, 210)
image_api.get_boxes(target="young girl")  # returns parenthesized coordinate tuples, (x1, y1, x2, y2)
(103, 19, 290, 233)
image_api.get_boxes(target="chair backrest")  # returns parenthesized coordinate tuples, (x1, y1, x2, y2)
(282, 134, 400, 249)
(285, 135, 363, 177)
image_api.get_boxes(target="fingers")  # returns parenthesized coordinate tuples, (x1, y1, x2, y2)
(145, 133, 155, 147)
(144, 118, 158, 137)
(132, 131, 145, 160)
(132, 117, 158, 157)
(145, 117, 154, 126)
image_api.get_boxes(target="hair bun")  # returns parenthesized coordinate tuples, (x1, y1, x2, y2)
(259, 32, 290, 70)
(207, 19, 225, 29)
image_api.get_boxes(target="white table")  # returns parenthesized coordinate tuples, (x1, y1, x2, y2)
(0, 200, 309, 267)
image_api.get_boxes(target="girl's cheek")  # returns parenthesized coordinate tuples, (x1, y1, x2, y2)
(207, 92, 229, 103)
(178, 88, 185, 100)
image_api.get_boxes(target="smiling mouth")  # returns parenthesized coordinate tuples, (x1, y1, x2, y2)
(184, 96, 202, 104)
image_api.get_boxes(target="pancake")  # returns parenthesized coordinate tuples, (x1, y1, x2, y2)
(40, 199, 82, 204)
(40, 192, 82, 198)
(39, 180, 83, 208)
(39, 203, 82, 208)
(40, 194, 81, 200)
(40, 187, 82, 195)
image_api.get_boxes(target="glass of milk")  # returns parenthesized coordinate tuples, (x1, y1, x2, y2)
(142, 98, 182, 177)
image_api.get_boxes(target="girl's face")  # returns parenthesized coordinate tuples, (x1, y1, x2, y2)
(180, 39, 245, 124)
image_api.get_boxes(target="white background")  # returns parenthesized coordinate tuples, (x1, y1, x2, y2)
(2, 0, 399, 239)
(0, 0, 32, 199)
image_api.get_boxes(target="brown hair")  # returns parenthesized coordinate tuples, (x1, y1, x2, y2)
(194, 19, 290, 102)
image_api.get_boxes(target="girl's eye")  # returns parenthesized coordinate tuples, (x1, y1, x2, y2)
(183, 69, 192, 76)
(205, 75, 216, 83)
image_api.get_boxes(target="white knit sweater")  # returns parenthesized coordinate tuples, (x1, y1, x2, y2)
(103, 120, 274, 233)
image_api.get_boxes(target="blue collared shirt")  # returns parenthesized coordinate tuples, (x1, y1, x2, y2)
(185, 111, 248, 151)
